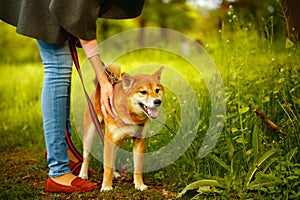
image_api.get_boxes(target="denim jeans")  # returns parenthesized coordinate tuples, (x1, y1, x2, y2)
(37, 40, 73, 178)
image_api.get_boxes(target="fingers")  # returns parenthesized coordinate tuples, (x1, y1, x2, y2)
(101, 102, 108, 119)
(101, 99, 114, 119)
(104, 99, 115, 119)
(101, 91, 115, 119)
(110, 99, 117, 117)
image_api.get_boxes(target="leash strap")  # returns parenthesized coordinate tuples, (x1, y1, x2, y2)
(66, 38, 105, 173)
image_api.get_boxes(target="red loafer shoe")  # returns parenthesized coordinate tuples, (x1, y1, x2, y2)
(45, 177, 97, 193)
(71, 177, 97, 192)
(43, 150, 97, 175)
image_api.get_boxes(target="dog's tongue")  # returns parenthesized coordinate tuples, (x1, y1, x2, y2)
(147, 107, 159, 119)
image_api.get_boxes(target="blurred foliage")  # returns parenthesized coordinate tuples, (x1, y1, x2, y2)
(1, 0, 294, 65)
(217, 0, 285, 39)
(0, 21, 41, 64)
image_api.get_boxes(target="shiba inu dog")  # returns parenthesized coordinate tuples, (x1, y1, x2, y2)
(79, 65, 164, 191)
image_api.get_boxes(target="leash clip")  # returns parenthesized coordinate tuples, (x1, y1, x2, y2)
(104, 68, 117, 79)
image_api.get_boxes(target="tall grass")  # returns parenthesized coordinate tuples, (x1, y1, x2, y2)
(177, 6, 300, 199)
(0, 64, 44, 152)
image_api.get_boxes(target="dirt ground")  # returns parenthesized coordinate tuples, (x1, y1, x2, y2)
(0, 150, 179, 200)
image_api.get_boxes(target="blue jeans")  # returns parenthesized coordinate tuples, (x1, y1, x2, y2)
(38, 40, 73, 178)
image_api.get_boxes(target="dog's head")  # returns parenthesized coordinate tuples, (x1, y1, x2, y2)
(121, 67, 164, 120)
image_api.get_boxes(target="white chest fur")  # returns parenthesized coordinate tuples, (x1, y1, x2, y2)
(110, 124, 144, 143)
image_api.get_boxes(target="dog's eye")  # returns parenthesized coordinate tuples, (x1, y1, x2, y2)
(140, 90, 147, 95)
(155, 88, 160, 93)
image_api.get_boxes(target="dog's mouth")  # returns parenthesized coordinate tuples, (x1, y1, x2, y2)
(139, 103, 159, 119)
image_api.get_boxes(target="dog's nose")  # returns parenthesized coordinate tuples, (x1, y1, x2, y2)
(153, 99, 162, 107)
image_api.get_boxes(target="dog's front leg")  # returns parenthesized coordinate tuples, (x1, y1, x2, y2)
(79, 124, 96, 180)
(133, 137, 147, 191)
(101, 136, 115, 191)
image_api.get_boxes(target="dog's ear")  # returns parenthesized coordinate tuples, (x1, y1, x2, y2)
(122, 73, 136, 90)
(152, 66, 164, 81)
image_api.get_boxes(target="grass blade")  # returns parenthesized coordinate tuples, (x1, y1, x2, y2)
(231, 150, 243, 179)
(177, 179, 221, 198)
(245, 148, 277, 188)
(208, 154, 230, 171)
(252, 125, 259, 162)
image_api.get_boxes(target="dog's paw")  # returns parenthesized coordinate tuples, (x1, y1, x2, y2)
(135, 184, 148, 191)
(113, 171, 121, 178)
(78, 174, 88, 180)
(78, 172, 88, 180)
(101, 185, 113, 191)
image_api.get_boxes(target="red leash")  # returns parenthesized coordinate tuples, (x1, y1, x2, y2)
(66, 38, 105, 173)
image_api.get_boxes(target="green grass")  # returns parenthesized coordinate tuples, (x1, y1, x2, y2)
(175, 11, 300, 199)
(1, 12, 300, 199)
(0, 64, 44, 152)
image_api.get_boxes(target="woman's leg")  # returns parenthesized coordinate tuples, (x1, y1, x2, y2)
(37, 40, 73, 178)
(38, 40, 96, 193)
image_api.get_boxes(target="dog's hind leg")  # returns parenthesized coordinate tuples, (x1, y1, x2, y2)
(112, 147, 121, 178)
(79, 124, 97, 180)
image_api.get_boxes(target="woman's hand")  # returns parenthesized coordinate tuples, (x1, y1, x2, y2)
(79, 38, 115, 119)
(98, 74, 115, 119)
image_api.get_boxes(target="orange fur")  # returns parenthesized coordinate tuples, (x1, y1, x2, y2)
(79, 66, 164, 191)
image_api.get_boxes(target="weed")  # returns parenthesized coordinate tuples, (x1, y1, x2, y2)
(177, 4, 299, 199)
